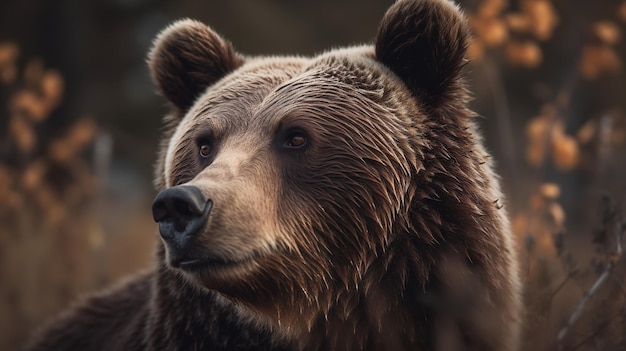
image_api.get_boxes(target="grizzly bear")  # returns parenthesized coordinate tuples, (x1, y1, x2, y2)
(24, 0, 521, 350)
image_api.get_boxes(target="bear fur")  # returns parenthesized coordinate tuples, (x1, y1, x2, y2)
(24, 0, 521, 350)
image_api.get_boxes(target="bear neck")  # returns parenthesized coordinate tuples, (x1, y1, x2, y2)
(318, 250, 432, 351)
(151, 240, 433, 351)
(148, 245, 287, 350)
(241, 238, 435, 351)
(300, 276, 430, 351)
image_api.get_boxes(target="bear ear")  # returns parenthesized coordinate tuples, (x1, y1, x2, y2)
(375, 0, 470, 110)
(148, 19, 244, 113)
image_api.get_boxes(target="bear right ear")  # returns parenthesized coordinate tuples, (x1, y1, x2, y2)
(148, 19, 244, 113)
(375, 0, 469, 110)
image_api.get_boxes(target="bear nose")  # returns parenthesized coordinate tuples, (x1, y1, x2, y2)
(152, 186, 212, 245)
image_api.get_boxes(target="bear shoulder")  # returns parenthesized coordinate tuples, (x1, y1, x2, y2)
(23, 269, 285, 351)
(23, 272, 153, 351)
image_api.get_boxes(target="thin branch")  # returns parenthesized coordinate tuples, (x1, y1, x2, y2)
(547, 270, 576, 306)
(570, 309, 625, 351)
(556, 221, 623, 349)
(557, 263, 613, 346)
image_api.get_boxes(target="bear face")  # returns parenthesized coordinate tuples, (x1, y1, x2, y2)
(149, 0, 520, 350)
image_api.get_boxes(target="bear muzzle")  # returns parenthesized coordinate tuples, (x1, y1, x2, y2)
(152, 185, 212, 268)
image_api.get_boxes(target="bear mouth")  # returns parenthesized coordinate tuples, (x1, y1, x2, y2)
(173, 255, 257, 273)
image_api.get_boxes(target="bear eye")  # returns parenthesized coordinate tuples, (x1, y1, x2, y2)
(199, 144, 212, 158)
(284, 132, 307, 149)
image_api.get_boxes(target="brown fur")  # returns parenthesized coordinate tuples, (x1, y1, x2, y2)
(24, 1, 521, 350)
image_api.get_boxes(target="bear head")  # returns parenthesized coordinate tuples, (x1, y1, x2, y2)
(148, 0, 518, 349)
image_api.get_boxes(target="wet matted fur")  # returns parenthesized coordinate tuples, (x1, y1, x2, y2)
(24, 0, 521, 350)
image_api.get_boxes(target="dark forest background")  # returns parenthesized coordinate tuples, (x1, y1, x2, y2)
(1, 0, 626, 350)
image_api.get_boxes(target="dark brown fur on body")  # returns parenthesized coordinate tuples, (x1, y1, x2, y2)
(23, 268, 288, 350)
(25, 0, 521, 350)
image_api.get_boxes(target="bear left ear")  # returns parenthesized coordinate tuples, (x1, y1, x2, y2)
(375, 0, 470, 110)
(148, 19, 244, 114)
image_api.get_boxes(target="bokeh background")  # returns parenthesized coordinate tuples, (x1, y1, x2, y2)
(1, 0, 625, 350)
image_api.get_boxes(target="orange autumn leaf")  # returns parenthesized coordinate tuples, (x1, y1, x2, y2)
(526, 114, 548, 166)
(49, 118, 97, 163)
(477, 0, 508, 19)
(551, 125, 579, 170)
(579, 44, 621, 79)
(0, 43, 19, 84)
(10, 90, 47, 122)
(484, 19, 509, 46)
(22, 160, 47, 191)
(49, 141, 72, 163)
(505, 40, 542, 67)
(40, 70, 64, 109)
(576, 119, 596, 144)
(68, 118, 97, 146)
(471, 17, 509, 47)
(9, 116, 36, 153)
(522, 0, 559, 41)
(548, 202, 566, 228)
(527, 115, 550, 140)
(0, 42, 18, 65)
(525, 105, 557, 167)
(507, 14, 532, 33)
(540, 183, 561, 200)
(593, 21, 621, 45)
(526, 124, 547, 165)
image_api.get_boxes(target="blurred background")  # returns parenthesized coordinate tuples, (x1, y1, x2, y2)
(1, 0, 625, 350)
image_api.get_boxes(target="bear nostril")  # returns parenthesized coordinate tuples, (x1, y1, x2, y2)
(151, 186, 212, 241)
(152, 203, 170, 223)
(176, 202, 196, 218)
